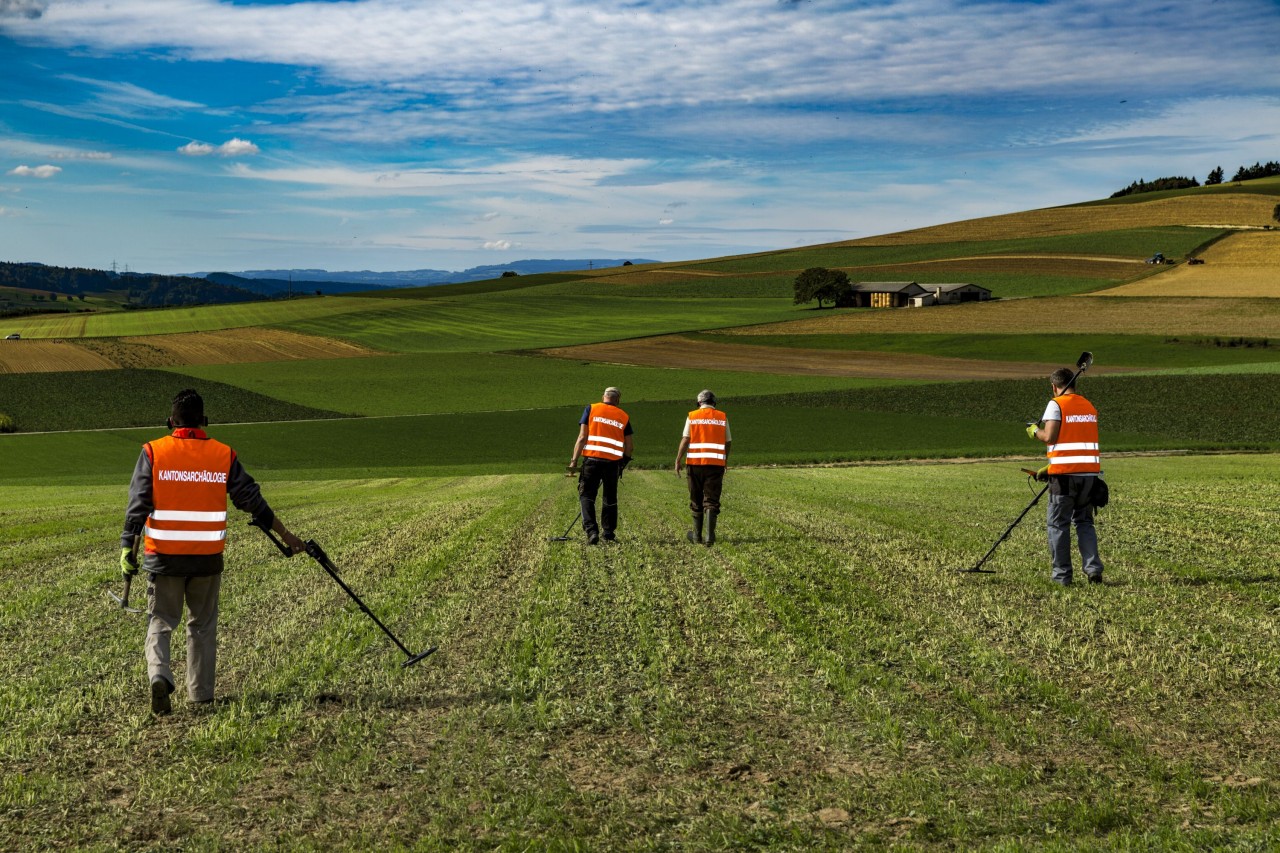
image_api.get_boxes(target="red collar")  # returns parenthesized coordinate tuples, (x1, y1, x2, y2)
(171, 428, 208, 439)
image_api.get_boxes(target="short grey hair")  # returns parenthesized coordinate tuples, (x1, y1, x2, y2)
(603, 386, 621, 401)
(696, 389, 716, 405)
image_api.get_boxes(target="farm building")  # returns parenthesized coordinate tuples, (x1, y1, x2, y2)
(839, 282, 925, 308)
(909, 283, 992, 307)
(836, 281, 991, 308)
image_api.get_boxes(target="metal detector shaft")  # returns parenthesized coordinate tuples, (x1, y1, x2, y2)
(961, 483, 1049, 573)
(550, 511, 581, 542)
(253, 522, 436, 667)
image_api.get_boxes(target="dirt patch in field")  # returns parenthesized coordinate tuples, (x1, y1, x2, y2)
(78, 327, 377, 368)
(1091, 231, 1280, 297)
(0, 339, 119, 374)
(727, 296, 1280, 338)
(539, 335, 1092, 380)
(838, 194, 1276, 245)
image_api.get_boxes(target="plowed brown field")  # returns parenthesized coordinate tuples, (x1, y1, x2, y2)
(840, 194, 1275, 245)
(0, 340, 118, 374)
(538, 335, 1112, 380)
(727, 296, 1280, 337)
(1091, 231, 1280, 297)
(1, 328, 376, 373)
(81, 327, 377, 368)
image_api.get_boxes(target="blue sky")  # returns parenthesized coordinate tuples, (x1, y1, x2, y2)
(1, 0, 1278, 274)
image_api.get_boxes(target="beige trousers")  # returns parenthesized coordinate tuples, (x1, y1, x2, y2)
(145, 573, 221, 703)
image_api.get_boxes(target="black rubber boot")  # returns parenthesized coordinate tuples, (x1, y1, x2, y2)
(705, 511, 718, 547)
(686, 513, 703, 544)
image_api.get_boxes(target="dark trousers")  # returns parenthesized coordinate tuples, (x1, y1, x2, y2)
(687, 465, 725, 514)
(579, 457, 620, 536)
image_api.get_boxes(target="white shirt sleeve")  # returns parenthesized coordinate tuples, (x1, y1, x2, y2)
(1041, 400, 1062, 422)
(681, 417, 692, 438)
(724, 420, 732, 442)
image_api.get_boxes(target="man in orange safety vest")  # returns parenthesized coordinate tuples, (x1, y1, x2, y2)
(121, 389, 305, 715)
(675, 389, 732, 546)
(1027, 367, 1104, 586)
(568, 386, 633, 544)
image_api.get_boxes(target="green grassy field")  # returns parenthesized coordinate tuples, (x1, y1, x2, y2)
(694, 332, 1280, 369)
(3, 455, 1278, 849)
(6, 295, 396, 339)
(3, 188, 1278, 848)
(681, 228, 1224, 274)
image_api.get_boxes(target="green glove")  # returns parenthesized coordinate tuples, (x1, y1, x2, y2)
(1026, 423, 1039, 440)
(120, 547, 138, 579)
(1035, 466, 1050, 482)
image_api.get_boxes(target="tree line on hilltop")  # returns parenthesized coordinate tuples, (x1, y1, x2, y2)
(1112, 160, 1280, 198)
(0, 261, 260, 317)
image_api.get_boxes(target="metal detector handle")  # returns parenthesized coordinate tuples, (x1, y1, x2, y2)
(250, 517, 296, 558)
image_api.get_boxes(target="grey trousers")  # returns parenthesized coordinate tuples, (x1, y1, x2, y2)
(1047, 493, 1103, 584)
(146, 573, 221, 702)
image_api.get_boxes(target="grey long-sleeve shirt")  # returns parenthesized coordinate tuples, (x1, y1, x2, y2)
(122, 436, 274, 576)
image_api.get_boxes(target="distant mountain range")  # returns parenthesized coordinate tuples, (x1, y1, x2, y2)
(185, 258, 658, 296)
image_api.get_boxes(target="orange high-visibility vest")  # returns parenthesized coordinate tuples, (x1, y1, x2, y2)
(144, 433, 234, 556)
(1046, 394, 1101, 475)
(582, 402, 629, 460)
(686, 408, 728, 466)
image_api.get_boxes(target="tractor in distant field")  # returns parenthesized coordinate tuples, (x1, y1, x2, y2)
(1187, 257, 1205, 265)
(1146, 252, 1169, 264)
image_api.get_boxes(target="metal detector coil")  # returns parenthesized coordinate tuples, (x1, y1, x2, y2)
(253, 521, 437, 668)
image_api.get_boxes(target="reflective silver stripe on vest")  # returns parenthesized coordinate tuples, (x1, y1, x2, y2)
(1048, 442, 1099, 452)
(1049, 455, 1101, 465)
(584, 443, 623, 457)
(150, 510, 228, 522)
(145, 526, 228, 542)
(688, 442, 726, 461)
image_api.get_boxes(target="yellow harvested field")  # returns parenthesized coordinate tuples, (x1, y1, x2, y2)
(728, 296, 1280, 337)
(538, 335, 1115, 380)
(1090, 231, 1280, 297)
(0, 340, 119, 374)
(841, 194, 1277, 245)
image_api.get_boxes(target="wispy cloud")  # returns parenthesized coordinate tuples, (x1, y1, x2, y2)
(8, 164, 61, 178)
(4, 1, 1273, 124)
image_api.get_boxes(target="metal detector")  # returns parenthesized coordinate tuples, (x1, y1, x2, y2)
(960, 478, 1050, 573)
(958, 350, 1093, 575)
(254, 522, 436, 668)
(548, 511, 581, 542)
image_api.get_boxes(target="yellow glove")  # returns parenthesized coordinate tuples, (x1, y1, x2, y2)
(1026, 423, 1039, 440)
(120, 547, 138, 578)
(1035, 466, 1050, 482)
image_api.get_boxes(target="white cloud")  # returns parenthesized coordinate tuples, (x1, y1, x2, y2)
(483, 240, 513, 250)
(217, 138, 259, 157)
(658, 218, 674, 225)
(178, 141, 215, 156)
(8, 164, 61, 178)
(479, 211, 500, 221)
(179, 138, 261, 157)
